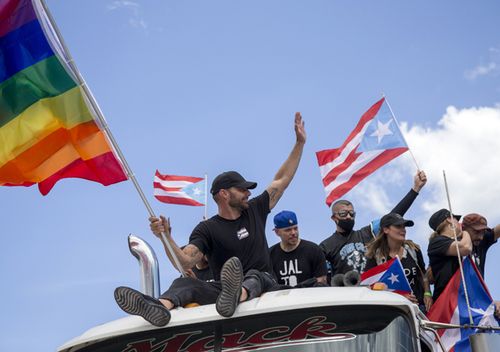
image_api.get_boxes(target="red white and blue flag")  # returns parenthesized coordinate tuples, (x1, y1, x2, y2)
(316, 98, 409, 206)
(153, 171, 205, 206)
(360, 257, 412, 294)
(427, 257, 500, 352)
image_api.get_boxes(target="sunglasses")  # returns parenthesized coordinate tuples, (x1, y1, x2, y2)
(334, 210, 356, 218)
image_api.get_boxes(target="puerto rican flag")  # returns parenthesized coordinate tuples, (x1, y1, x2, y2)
(427, 257, 500, 352)
(153, 171, 205, 206)
(316, 98, 409, 207)
(360, 257, 412, 294)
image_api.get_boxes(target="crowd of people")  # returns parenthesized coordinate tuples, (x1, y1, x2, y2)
(114, 112, 500, 327)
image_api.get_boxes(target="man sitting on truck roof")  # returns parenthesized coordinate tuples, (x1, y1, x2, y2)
(114, 112, 306, 327)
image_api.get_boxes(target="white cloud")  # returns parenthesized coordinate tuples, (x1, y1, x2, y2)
(107, 1, 148, 30)
(354, 104, 500, 244)
(465, 62, 497, 80)
(107, 0, 139, 11)
(464, 46, 500, 80)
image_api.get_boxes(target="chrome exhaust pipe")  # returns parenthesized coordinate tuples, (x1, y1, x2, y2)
(128, 234, 160, 298)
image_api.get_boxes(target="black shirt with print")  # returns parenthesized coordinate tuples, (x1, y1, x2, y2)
(189, 191, 272, 281)
(365, 245, 426, 305)
(269, 239, 327, 286)
(320, 189, 420, 276)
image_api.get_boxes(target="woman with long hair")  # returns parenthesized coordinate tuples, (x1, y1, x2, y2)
(365, 213, 432, 313)
(427, 209, 472, 302)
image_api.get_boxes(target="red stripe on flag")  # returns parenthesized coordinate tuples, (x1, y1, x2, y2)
(315, 99, 383, 168)
(155, 170, 203, 183)
(325, 148, 408, 206)
(321, 148, 361, 187)
(427, 269, 461, 327)
(333, 98, 385, 156)
(360, 258, 395, 283)
(154, 195, 204, 206)
(152, 182, 182, 192)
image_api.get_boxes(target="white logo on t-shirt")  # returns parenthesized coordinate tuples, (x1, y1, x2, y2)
(236, 227, 249, 240)
(279, 259, 303, 286)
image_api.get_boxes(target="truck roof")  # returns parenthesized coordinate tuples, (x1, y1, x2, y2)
(58, 286, 418, 351)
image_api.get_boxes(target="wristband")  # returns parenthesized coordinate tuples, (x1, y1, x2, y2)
(424, 291, 432, 297)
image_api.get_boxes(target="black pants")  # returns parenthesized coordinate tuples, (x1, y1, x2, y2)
(159, 270, 278, 308)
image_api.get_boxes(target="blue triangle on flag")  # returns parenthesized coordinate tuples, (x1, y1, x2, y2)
(181, 181, 205, 204)
(358, 101, 408, 153)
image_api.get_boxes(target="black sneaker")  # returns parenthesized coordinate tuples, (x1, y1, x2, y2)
(216, 257, 243, 317)
(114, 286, 171, 327)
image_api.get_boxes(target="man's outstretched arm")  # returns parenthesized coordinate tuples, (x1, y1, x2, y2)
(391, 170, 427, 215)
(149, 216, 203, 271)
(266, 112, 306, 210)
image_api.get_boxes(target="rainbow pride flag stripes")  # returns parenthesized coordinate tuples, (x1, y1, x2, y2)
(0, 0, 127, 195)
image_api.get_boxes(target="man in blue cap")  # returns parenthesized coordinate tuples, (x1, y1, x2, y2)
(270, 210, 327, 287)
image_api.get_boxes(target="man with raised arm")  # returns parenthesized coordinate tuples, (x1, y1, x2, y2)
(114, 113, 306, 327)
(320, 170, 427, 278)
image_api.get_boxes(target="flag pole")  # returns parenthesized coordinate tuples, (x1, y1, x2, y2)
(383, 94, 420, 171)
(37, 0, 186, 277)
(204, 174, 208, 220)
(442, 170, 474, 325)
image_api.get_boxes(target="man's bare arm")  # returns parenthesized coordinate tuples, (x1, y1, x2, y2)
(266, 112, 306, 210)
(149, 216, 203, 271)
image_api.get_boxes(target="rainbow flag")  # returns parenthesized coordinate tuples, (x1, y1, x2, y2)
(0, 0, 128, 195)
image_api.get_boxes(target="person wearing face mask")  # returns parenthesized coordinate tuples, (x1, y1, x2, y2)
(319, 170, 427, 278)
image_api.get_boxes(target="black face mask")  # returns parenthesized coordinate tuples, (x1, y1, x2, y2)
(337, 218, 355, 233)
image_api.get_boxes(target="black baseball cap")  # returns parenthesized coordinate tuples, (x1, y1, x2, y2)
(428, 208, 461, 231)
(210, 171, 257, 195)
(380, 213, 414, 228)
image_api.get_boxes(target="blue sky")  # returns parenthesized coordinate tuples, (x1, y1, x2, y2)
(2, 0, 500, 350)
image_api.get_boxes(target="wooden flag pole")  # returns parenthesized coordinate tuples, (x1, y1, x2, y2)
(37, 0, 186, 277)
(443, 170, 474, 325)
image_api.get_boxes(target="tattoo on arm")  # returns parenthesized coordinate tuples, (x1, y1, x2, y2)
(268, 186, 284, 209)
(183, 244, 202, 267)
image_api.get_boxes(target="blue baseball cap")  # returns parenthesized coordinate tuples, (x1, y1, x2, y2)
(273, 210, 298, 229)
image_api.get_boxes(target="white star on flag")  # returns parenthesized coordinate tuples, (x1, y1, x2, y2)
(193, 187, 202, 195)
(370, 119, 393, 144)
(471, 303, 500, 327)
(389, 273, 399, 284)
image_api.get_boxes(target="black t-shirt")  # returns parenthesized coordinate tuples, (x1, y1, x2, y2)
(189, 191, 272, 281)
(428, 235, 460, 301)
(320, 225, 373, 275)
(320, 189, 420, 276)
(471, 229, 497, 278)
(365, 245, 426, 305)
(269, 239, 327, 286)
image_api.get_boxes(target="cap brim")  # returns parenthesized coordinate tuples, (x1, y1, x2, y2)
(453, 214, 461, 221)
(394, 219, 414, 227)
(471, 225, 489, 231)
(383, 219, 414, 227)
(404, 220, 414, 227)
(241, 181, 257, 190)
